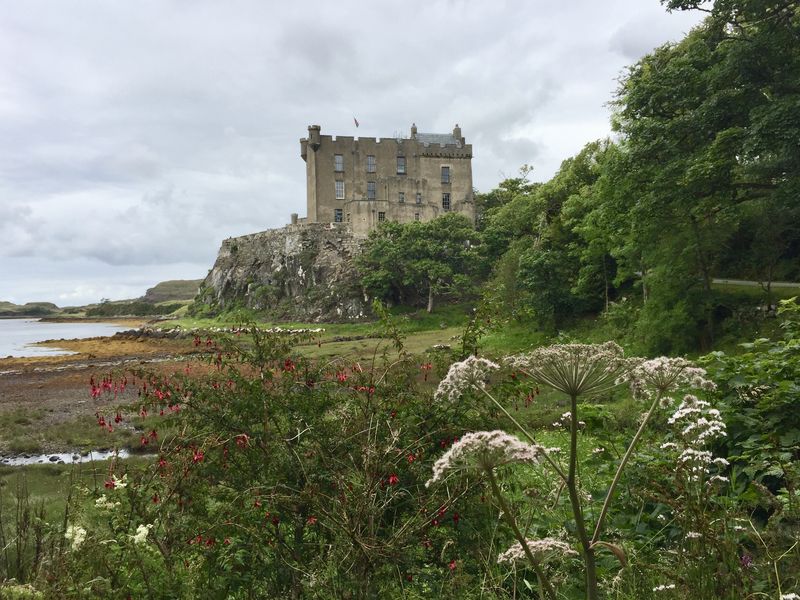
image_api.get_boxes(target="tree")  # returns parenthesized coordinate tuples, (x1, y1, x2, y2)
(357, 213, 481, 313)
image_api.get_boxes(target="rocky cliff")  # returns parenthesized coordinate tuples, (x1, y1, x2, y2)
(198, 223, 368, 321)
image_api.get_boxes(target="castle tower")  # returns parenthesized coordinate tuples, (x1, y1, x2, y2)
(300, 123, 474, 236)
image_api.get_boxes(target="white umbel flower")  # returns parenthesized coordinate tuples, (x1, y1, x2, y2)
(426, 430, 545, 487)
(497, 538, 578, 564)
(434, 356, 500, 403)
(506, 342, 629, 398)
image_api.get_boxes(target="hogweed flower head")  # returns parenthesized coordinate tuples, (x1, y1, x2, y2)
(426, 430, 545, 487)
(506, 342, 629, 398)
(434, 356, 500, 403)
(497, 538, 578, 564)
(629, 357, 715, 400)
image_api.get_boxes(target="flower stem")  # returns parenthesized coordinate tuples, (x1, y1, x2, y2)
(478, 387, 568, 483)
(486, 468, 557, 600)
(567, 394, 599, 600)
(592, 391, 662, 544)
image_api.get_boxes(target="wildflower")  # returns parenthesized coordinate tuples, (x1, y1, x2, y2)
(387, 473, 400, 486)
(235, 434, 250, 448)
(132, 523, 153, 545)
(507, 342, 630, 398)
(448, 559, 457, 571)
(65, 524, 87, 550)
(653, 584, 676, 592)
(780, 594, 800, 600)
(95, 495, 120, 511)
(629, 357, 715, 400)
(192, 449, 204, 463)
(426, 430, 545, 487)
(497, 538, 578, 564)
(105, 474, 127, 490)
(685, 531, 702, 539)
(434, 356, 500, 403)
(306, 516, 318, 525)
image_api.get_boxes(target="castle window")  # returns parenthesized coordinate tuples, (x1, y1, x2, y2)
(441, 166, 450, 184)
(366, 155, 376, 173)
(398, 192, 405, 203)
(346, 213, 350, 222)
(367, 181, 376, 200)
(334, 209, 343, 222)
(442, 193, 451, 211)
(334, 154, 344, 172)
(378, 211, 386, 222)
(335, 180, 345, 199)
(414, 212, 420, 221)
(397, 156, 406, 174)
(416, 192, 422, 205)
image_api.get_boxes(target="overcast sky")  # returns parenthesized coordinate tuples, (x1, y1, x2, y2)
(0, 1, 704, 306)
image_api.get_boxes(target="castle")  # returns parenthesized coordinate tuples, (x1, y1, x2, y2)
(298, 123, 474, 236)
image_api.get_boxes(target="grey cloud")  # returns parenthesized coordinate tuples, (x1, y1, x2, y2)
(0, 0, 705, 304)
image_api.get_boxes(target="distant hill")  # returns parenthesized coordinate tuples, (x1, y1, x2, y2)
(141, 280, 202, 303)
(0, 301, 60, 317)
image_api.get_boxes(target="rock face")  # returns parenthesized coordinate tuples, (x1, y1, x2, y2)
(199, 223, 368, 321)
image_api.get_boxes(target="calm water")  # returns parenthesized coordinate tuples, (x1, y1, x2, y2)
(0, 319, 131, 357)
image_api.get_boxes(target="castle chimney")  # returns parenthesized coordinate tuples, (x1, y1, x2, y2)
(410, 123, 417, 139)
(453, 123, 462, 143)
(291, 213, 298, 225)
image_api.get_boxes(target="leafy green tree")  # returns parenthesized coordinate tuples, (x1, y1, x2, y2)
(357, 213, 481, 313)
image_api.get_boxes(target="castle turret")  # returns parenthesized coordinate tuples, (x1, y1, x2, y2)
(453, 123, 463, 145)
(308, 125, 321, 151)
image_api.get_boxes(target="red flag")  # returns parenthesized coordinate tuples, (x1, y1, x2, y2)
(354, 117, 359, 127)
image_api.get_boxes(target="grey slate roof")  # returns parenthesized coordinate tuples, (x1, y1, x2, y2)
(416, 132, 460, 146)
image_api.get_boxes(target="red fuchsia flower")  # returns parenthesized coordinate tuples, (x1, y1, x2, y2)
(235, 434, 250, 448)
(192, 449, 204, 463)
(448, 560, 457, 571)
(283, 358, 295, 372)
(223, 538, 231, 545)
(205, 537, 215, 547)
(388, 473, 400, 486)
(152, 494, 160, 504)
(114, 412, 122, 424)
(149, 429, 157, 440)
(141, 436, 149, 446)
(336, 371, 348, 383)
(306, 515, 318, 525)
(271, 516, 280, 526)
(405, 574, 413, 582)
(407, 453, 415, 463)
(139, 408, 148, 418)
(97, 415, 106, 427)
(205, 337, 212, 347)
(431, 518, 440, 527)
(104, 478, 115, 489)
(254, 499, 262, 508)
(106, 424, 113, 433)
(390, 410, 397, 419)
(452, 512, 460, 525)
(158, 456, 168, 469)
